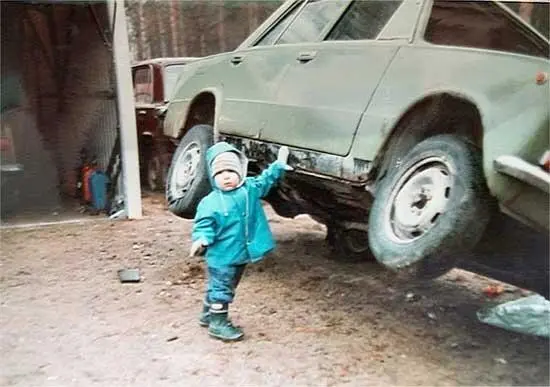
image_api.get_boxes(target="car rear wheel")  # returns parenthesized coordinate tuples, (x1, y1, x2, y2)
(326, 225, 375, 262)
(165, 124, 213, 219)
(147, 152, 166, 192)
(368, 134, 493, 279)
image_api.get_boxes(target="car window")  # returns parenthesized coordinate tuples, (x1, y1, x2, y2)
(425, 0, 549, 59)
(505, 2, 549, 40)
(133, 66, 153, 104)
(255, 2, 303, 46)
(163, 64, 186, 101)
(277, 0, 348, 44)
(326, 0, 403, 41)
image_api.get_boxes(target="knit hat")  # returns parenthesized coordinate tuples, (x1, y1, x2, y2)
(211, 151, 242, 181)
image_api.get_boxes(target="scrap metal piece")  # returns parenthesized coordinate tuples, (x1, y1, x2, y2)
(118, 268, 141, 283)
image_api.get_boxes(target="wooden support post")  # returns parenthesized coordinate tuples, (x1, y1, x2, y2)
(107, 0, 142, 219)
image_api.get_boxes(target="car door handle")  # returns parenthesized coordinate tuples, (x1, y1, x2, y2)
(230, 55, 244, 65)
(297, 51, 316, 63)
(138, 110, 147, 116)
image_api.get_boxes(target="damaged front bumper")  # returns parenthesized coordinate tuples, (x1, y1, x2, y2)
(493, 154, 549, 232)
(494, 155, 549, 194)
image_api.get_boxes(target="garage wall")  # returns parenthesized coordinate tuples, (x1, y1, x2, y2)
(2, 1, 121, 212)
(2, 4, 60, 210)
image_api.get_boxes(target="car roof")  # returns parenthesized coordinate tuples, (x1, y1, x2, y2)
(132, 57, 201, 67)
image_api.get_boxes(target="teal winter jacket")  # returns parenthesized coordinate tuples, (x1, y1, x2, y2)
(191, 142, 288, 268)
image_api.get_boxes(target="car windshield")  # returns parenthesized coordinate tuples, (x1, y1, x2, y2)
(164, 64, 187, 101)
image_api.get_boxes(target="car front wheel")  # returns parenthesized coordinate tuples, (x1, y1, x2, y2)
(165, 124, 213, 219)
(368, 134, 493, 279)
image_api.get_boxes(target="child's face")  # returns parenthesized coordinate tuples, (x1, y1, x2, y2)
(215, 170, 240, 191)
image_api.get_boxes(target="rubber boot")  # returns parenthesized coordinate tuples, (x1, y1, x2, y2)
(199, 299, 210, 327)
(208, 303, 244, 342)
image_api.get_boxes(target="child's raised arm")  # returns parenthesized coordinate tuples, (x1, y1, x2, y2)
(248, 146, 293, 198)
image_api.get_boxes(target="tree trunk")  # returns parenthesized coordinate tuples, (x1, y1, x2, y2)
(248, 1, 260, 35)
(199, 3, 207, 56)
(156, 1, 167, 57)
(133, 0, 143, 60)
(178, 2, 187, 56)
(519, 3, 534, 23)
(217, 1, 226, 53)
(170, 0, 179, 56)
(148, 1, 161, 58)
(138, 0, 149, 59)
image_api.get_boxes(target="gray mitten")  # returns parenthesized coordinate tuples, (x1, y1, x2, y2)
(277, 146, 294, 171)
(189, 239, 208, 257)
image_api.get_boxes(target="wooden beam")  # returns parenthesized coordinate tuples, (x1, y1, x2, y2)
(23, 9, 55, 76)
(107, 0, 143, 219)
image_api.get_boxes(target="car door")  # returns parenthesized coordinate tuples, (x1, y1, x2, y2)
(259, 0, 405, 157)
(217, 1, 305, 139)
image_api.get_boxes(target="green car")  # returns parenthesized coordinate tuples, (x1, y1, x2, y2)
(163, 0, 549, 289)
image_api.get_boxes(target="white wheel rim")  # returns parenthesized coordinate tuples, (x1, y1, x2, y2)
(170, 142, 201, 199)
(384, 157, 453, 244)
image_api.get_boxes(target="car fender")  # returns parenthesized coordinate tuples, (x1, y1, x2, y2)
(163, 51, 236, 139)
(350, 47, 549, 193)
(163, 86, 224, 140)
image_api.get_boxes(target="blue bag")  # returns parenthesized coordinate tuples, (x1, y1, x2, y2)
(89, 170, 109, 211)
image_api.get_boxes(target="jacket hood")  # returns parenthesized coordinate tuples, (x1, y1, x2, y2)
(205, 142, 248, 190)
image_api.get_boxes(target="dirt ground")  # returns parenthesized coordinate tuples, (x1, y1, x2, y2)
(1, 193, 548, 386)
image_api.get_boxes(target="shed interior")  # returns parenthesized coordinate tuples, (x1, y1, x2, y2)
(1, 1, 124, 225)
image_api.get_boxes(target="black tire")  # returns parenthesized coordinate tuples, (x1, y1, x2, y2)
(326, 226, 375, 262)
(0, 171, 22, 220)
(138, 136, 153, 189)
(0, 184, 20, 220)
(368, 134, 493, 279)
(165, 124, 213, 219)
(147, 152, 166, 192)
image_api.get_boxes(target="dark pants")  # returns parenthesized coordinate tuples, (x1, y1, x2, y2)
(205, 264, 247, 305)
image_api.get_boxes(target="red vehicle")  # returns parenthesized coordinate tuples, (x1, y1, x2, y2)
(132, 57, 199, 191)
